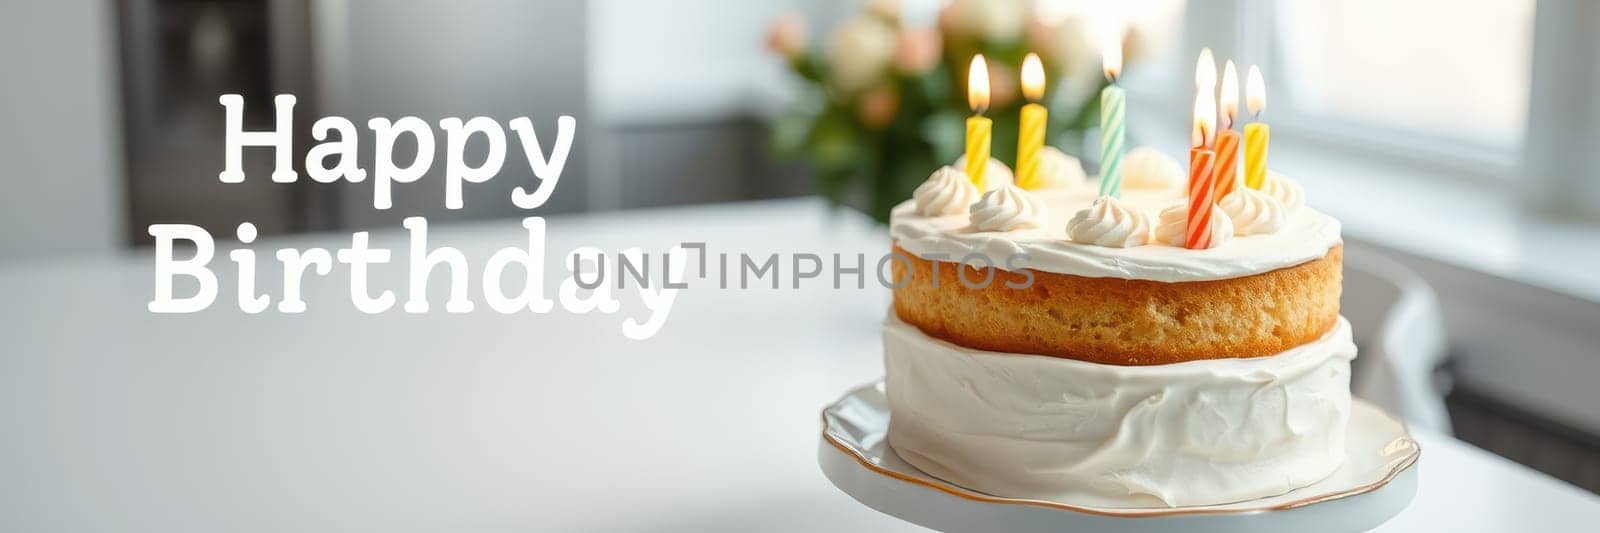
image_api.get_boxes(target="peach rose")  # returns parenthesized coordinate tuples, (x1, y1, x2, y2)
(765, 12, 808, 60)
(893, 28, 942, 75)
(857, 85, 900, 129)
(986, 60, 1019, 109)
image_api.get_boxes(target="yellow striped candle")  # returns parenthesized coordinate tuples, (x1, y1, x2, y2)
(1016, 54, 1047, 190)
(1244, 65, 1270, 189)
(1244, 123, 1269, 189)
(965, 55, 992, 190)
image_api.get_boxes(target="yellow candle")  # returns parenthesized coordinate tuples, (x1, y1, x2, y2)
(965, 55, 992, 190)
(1244, 65, 1271, 190)
(1016, 54, 1047, 190)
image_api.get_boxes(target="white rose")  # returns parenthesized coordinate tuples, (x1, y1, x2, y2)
(865, 0, 900, 22)
(945, 0, 1025, 42)
(828, 16, 897, 93)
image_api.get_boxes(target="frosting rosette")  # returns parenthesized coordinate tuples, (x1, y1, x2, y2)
(951, 155, 1015, 190)
(1155, 202, 1234, 248)
(1121, 147, 1183, 190)
(1066, 196, 1152, 247)
(1262, 171, 1306, 213)
(969, 184, 1047, 232)
(1038, 146, 1088, 189)
(1219, 187, 1287, 236)
(912, 166, 980, 216)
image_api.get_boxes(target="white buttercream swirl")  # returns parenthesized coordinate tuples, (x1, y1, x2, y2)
(1066, 196, 1152, 247)
(1155, 202, 1234, 248)
(1262, 171, 1306, 213)
(884, 313, 1355, 508)
(1219, 187, 1287, 236)
(1121, 147, 1183, 190)
(951, 155, 1015, 191)
(1038, 147, 1088, 189)
(912, 166, 981, 216)
(969, 184, 1047, 232)
(889, 184, 1343, 282)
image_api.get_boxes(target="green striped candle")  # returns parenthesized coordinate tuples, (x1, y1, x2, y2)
(1098, 83, 1126, 198)
(1098, 36, 1126, 198)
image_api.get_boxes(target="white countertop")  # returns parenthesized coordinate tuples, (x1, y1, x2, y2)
(1, 198, 1596, 531)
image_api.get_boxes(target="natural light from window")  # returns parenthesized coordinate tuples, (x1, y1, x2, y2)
(1274, 0, 1535, 147)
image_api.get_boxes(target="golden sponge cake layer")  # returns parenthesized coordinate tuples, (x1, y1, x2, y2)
(890, 244, 1342, 365)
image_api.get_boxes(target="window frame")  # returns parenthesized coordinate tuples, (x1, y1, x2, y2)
(1144, 0, 1556, 189)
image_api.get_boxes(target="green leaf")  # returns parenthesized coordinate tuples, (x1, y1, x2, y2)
(769, 110, 818, 158)
(806, 115, 864, 170)
(921, 111, 966, 163)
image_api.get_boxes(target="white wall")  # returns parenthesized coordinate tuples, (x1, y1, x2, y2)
(0, 0, 124, 261)
(588, 0, 860, 127)
(312, 0, 591, 226)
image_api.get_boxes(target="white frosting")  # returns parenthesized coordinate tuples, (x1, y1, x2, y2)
(1121, 147, 1183, 190)
(890, 175, 1341, 282)
(951, 155, 1015, 191)
(1155, 202, 1233, 248)
(1066, 196, 1152, 247)
(1219, 187, 1287, 236)
(912, 166, 981, 216)
(1038, 147, 1088, 189)
(884, 313, 1355, 508)
(1262, 171, 1306, 213)
(969, 184, 1047, 232)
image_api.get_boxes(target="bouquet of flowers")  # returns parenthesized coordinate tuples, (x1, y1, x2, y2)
(766, 0, 1143, 222)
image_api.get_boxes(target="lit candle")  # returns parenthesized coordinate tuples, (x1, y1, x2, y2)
(1244, 65, 1271, 190)
(1015, 54, 1047, 190)
(1196, 48, 1217, 108)
(1187, 52, 1219, 250)
(965, 55, 993, 191)
(1097, 29, 1126, 198)
(1212, 60, 1242, 202)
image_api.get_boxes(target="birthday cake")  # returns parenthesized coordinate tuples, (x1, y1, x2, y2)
(883, 142, 1352, 507)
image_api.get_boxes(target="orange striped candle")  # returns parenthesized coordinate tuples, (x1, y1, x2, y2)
(1186, 64, 1218, 250)
(1187, 147, 1217, 249)
(1212, 129, 1240, 201)
(1212, 60, 1241, 202)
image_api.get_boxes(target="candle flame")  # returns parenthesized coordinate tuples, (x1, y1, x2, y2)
(1195, 48, 1216, 90)
(1102, 26, 1124, 81)
(1220, 60, 1239, 127)
(1193, 91, 1216, 148)
(1247, 65, 1266, 116)
(968, 54, 990, 113)
(1021, 53, 1045, 101)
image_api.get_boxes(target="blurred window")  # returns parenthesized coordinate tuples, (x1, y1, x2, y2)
(1272, 0, 1536, 148)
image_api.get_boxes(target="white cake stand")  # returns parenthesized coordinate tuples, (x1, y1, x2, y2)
(819, 381, 1420, 533)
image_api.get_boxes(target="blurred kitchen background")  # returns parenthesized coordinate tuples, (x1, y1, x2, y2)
(3, 0, 1599, 494)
